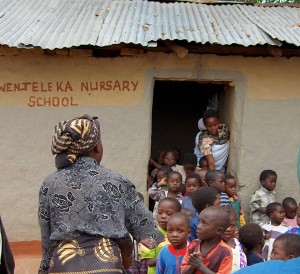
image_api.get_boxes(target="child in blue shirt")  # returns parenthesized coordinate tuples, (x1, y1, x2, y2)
(156, 212, 191, 274)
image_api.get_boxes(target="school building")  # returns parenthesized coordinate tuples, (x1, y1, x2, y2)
(0, 0, 300, 243)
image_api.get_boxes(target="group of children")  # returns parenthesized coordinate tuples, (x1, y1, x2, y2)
(125, 148, 300, 274)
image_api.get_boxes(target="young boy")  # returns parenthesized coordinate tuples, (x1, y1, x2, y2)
(182, 173, 202, 215)
(206, 170, 230, 206)
(181, 207, 232, 274)
(250, 169, 277, 225)
(224, 174, 245, 227)
(261, 202, 289, 260)
(156, 212, 191, 274)
(189, 186, 220, 241)
(270, 234, 300, 260)
(239, 223, 265, 266)
(141, 197, 181, 274)
(282, 197, 298, 227)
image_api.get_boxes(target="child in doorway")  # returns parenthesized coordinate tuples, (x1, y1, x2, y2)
(206, 170, 230, 206)
(189, 186, 221, 241)
(175, 152, 199, 184)
(141, 197, 181, 274)
(261, 202, 289, 261)
(250, 169, 277, 225)
(270, 234, 300, 260)
(156, 212, 191, 274)
(282, 197, 298, 227)
(181, 207, 232, 274)
(239, 223, 265, 266)
(148, 171, 183, 219)
(182, 173, 202, 215)
(148, 150, 181, 187)
(199, 156, 208, 170)
(221, 206, 247, 272)
(224, 174, 245, 228)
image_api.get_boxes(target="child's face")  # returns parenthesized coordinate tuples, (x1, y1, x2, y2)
(204, 117, 220, 135)
(225, 178, 236, 198)
(185, 178, 200, 196)
(210, 173, 225, 193)
(197, 210, 222, 241)
(270, 240, 291, 260)
(167, 217, 191, 249)
(261, 175, 277, 191)
(270, 205, 285, 225)
(284, 203, 298, 220)
(163, 152, 176, 167)
(221, 213, 237, 243)
(168, 174, 182, 193)
(157, 201, 178, 230)
(183, 163, 196, 175)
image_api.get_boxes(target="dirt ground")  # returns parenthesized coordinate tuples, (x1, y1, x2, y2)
(10, 240, 41, 274)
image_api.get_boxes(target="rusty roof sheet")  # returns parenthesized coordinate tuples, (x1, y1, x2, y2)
(0, 0, 299, 49)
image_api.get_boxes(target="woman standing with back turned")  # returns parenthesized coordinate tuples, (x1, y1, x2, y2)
(38, 114, 164, 274)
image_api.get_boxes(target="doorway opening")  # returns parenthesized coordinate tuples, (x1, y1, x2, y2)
(150, 80, 231, 163)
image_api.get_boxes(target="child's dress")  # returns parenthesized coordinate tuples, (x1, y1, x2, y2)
(231, 238, 247, 272)
(261, 223, 289, 260)
(282, 216, 297, 227)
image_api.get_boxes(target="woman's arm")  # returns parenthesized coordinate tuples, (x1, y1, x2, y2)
(205, 154, 215, 170)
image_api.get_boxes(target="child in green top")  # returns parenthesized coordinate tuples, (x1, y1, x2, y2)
(141, 197, 181, 274)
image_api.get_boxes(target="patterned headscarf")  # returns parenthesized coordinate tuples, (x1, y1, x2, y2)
(51, 114, 100, 169)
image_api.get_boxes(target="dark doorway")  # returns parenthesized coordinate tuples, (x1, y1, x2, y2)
(150, 80, 226, 161)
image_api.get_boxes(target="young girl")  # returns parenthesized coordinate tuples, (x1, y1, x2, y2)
(221, 207, 247, 272)
(148, 171, 183, 219)
(141, 198, 181, 274)
(262, 202, 289, 260)
(224, 174, 245, 227)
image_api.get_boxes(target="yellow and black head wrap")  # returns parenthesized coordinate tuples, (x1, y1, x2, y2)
(51, 114, 100, 169)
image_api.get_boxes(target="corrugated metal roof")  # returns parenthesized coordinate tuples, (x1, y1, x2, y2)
(0, 0, 299, 49)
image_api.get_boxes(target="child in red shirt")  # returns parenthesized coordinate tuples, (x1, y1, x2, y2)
(181, 207, 232, 274)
